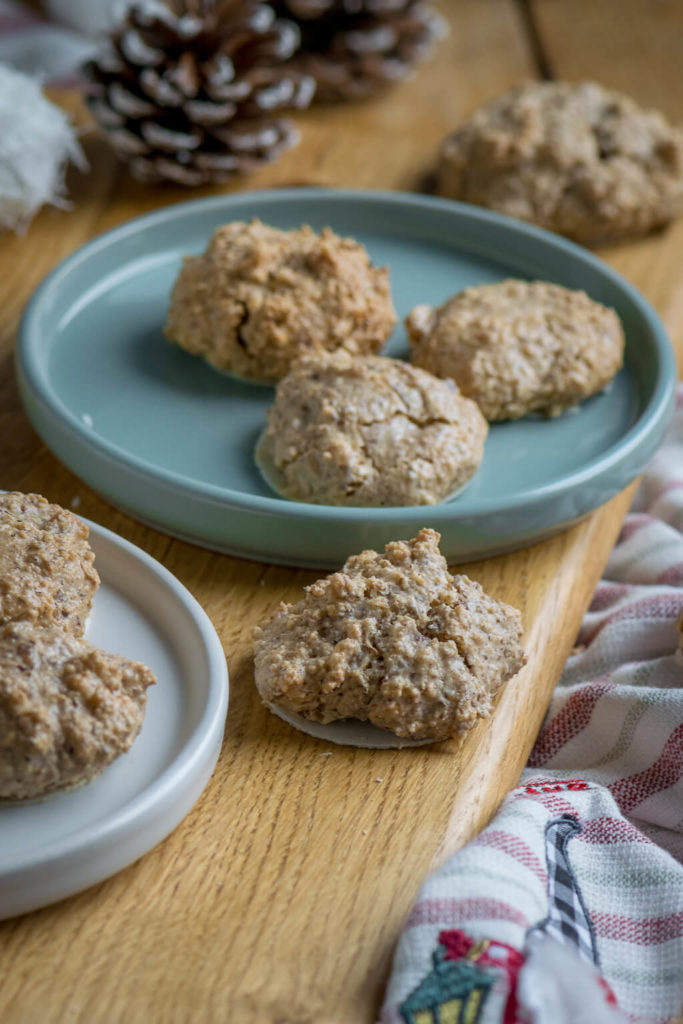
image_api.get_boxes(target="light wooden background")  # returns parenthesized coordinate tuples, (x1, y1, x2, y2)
(0, 1, 682, 1021)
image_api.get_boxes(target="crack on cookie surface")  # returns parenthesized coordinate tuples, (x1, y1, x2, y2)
(256, 352, 488, 506)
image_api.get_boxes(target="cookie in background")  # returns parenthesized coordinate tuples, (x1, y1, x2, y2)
(437, 81, 683, 246)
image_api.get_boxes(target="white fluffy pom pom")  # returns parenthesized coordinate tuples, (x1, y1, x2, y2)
(0, 63, 85, 232)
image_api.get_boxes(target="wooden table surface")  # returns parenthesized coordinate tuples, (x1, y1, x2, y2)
(1, 2, 682, 1021)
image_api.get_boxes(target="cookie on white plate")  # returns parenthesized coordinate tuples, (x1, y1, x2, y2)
(0, 491, 99, 636)
(253, 528, 526, 744)
(0, 620, 155, 801)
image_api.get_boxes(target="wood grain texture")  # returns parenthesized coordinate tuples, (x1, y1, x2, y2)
(529, 0, 683, 117)
(0, 1, 681, 1021)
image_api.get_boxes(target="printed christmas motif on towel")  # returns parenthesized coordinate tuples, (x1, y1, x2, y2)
(399, 929, 523, 1024)
(400, 812, 616, 1023)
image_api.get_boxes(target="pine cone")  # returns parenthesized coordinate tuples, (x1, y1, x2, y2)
(273, 0, 445, 102)
(85, 0, 316, 186)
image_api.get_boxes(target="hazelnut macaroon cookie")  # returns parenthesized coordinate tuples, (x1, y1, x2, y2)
(437, 80, 683, 246)
(255, 351, 488, 506)
(164, 218, 397, 382)
(407, 279, 625, 421)
(0, 491, 99, 636)
(0, 620, 155, 800)
(253, 528, 526, 743)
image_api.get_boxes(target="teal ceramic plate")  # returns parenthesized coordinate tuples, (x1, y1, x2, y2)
(18, 189, 676, 568)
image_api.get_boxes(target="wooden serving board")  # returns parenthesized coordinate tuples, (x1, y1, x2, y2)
(0, 2, 682, 1021)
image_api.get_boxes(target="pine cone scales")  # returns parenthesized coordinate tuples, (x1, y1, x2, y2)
(86, 0, 315, 185)
(273, 0, 445, 102)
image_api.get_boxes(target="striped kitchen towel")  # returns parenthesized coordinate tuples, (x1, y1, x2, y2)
(381, 386, 683, 1024)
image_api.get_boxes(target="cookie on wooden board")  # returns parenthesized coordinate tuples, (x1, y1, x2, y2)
(437, 81, 683, 245)
(253, 528, 526, 744)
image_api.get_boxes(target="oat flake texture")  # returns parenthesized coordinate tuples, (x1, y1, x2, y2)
(0, 620, 155, 801)
(0, 491, 156, 801)
(407, 279, 625, 422)
(253, 528, 526, 741)
(0, 491, 99, 637)
(165, 218, 396, 382)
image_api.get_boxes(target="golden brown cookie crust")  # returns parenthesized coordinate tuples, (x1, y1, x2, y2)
(255, 351, 488, 506)
(437, 81, 683, 245)
(0, 491, 99, 636)
(0, 620, 155, 800)
(164, 219, 397, 381)
(407, 279, 625, 421)
(253, 528, 526, 741)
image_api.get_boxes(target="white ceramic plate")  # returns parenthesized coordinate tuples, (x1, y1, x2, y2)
(0, 518, 229, 920)
(266, 703, 433, 749)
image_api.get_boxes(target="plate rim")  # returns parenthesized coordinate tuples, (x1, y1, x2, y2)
(0, 515, 229, 878)
(17, 187, 677, 525)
